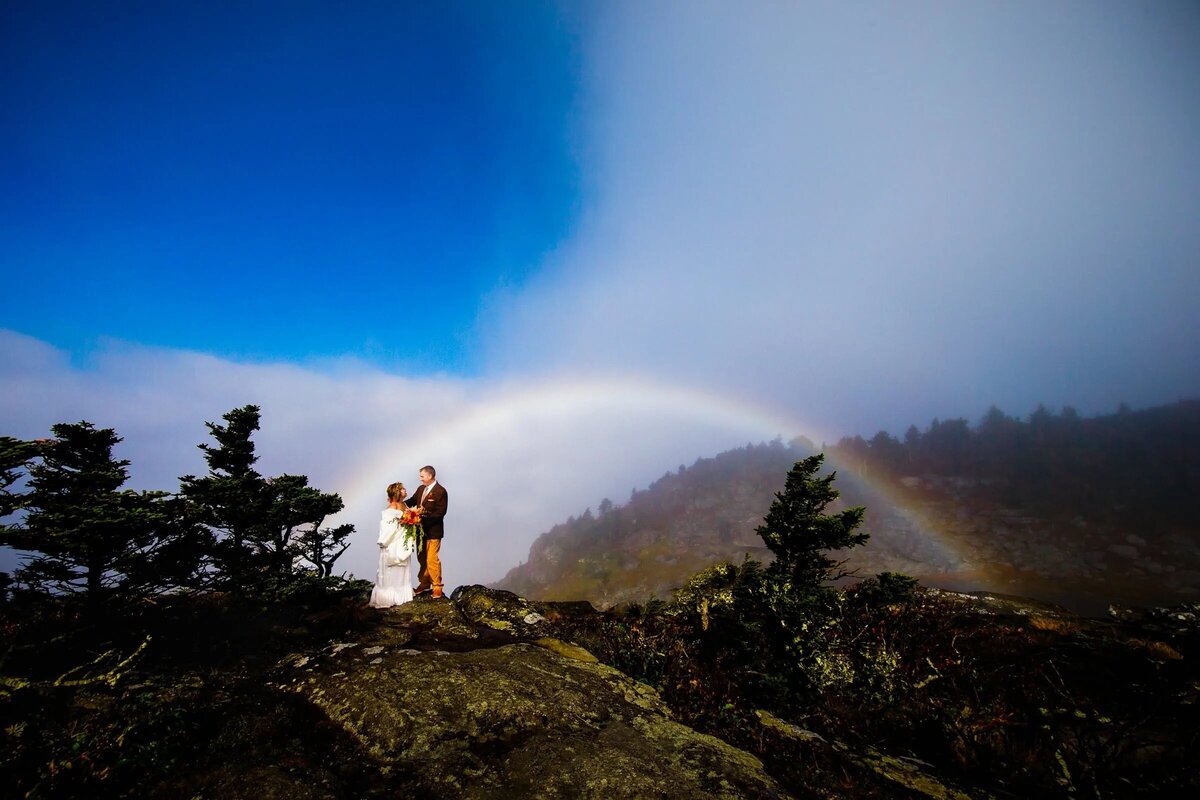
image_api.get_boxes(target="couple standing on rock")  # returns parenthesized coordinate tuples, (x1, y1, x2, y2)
(369, 466, 448, 607)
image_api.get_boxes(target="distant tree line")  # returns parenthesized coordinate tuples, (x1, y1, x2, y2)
(0, 405, 354, 611)
(830, 400, 1200, 526)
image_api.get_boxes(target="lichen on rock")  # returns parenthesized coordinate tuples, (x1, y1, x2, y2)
(281, 633, 788, 798)
(450, 585, 555, 638)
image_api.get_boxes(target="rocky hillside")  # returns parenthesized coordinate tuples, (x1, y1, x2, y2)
(497, 401, 1200, 613)
(497, 440, 803, 607)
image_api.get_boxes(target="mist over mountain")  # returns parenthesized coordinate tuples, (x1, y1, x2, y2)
(498, 400, 1200, 614)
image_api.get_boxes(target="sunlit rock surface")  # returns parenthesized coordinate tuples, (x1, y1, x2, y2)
(274, 590, 788, 799)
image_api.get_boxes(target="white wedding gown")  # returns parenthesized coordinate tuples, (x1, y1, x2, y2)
(369, 507, 414, 607)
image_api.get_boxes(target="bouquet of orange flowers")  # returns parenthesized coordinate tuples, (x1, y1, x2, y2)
(399, 506, 424, 550)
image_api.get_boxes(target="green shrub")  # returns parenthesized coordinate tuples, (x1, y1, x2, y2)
(852, 572, 919, 606)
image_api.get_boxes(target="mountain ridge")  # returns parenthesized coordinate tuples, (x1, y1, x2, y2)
(497, 400, 1200, 613)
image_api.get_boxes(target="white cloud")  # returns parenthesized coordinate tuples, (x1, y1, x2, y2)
(0, 330, 807, 587)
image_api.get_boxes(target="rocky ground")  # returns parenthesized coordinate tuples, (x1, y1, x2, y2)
(4, 584, 1197, 799)
(1, 587, 787, 799)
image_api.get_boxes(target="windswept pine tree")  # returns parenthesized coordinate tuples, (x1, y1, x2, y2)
(0, 423, 201, 607)
(295, 521, 355, 578)
(179, 405, 270, 584)
(180, 405, 352, 587)
(756, 453, 869, 597)
(261, 473, 350, 577)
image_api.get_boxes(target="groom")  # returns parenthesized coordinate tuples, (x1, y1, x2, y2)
(407, 465, 447, 599)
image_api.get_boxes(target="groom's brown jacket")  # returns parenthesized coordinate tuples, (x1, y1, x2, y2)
(407, 484, 448, 540)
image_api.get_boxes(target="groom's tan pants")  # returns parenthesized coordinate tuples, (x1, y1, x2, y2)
(418, 539, 443, 595)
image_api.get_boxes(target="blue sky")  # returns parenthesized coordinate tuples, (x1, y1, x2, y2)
(2, 1, 582, 370)
(4, 1, 1200, 587)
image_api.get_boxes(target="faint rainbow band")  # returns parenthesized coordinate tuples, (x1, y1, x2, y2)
(334, 375, 960, 571)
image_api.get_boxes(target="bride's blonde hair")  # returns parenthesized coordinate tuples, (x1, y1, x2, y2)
(386, 482, 407, 502)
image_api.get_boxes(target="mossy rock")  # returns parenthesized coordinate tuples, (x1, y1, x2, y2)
(373, 597, 477, 640)
(281, 640, 789, 798)
(450, 585, 554, 638)
(533, 637, 599, 663)
(533, 599, 601, 623)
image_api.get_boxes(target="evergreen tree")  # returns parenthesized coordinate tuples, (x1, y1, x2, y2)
(867, 430, 903, 471)
(755, 454, 868, 596)
(181, 405, 353, 586)
(296, 521, 355, 578)
(180, 406, 273, 585)
(263, 473, 348, 576)
(0, 436, 42, 521)
(0, 436, 41, 603)
(1, 422, 194, 606)
(902, 424, 921, 466)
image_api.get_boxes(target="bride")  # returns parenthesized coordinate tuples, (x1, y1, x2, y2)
(369, 482, 415, 607)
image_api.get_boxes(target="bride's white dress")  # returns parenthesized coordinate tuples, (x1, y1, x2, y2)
(369, 507, 414, 607)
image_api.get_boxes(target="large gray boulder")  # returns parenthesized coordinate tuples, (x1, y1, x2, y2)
(450, 584, 558, 637)
(277, 628, 788, 799)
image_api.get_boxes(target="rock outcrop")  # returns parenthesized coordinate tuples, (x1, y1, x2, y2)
(273, 589, 788, 799)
